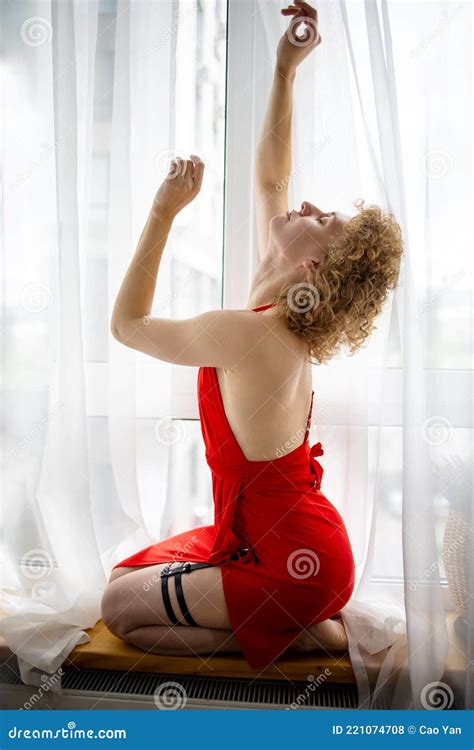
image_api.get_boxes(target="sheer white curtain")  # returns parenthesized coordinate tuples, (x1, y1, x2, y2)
(2, 0, 471, 710)
(246, 0, 471, 709)
(1, 0, 180, 683)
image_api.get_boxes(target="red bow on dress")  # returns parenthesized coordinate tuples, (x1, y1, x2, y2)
(309, 441, 324, 490)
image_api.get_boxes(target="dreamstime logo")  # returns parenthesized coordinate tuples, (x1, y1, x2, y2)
(9, 136, 65, 192)
(20, 549, 54, 581)
(287, 669, 332, 709)
(153, 149, 188, 181)
(411, 269, 463, 323)
(275, 426, 305, 458)
(287, 549, 320, 579)
(154, 269, 201, 314)
(420, 149, 454, 180)
(286, 16, 319, 48)
(408, 532, 466, 592)
(7, 401, 65, 465)
(287, 282, 320, 314)
(421, 416, 453, 446)
(153, 681, 187, 710)
(420, 681, 454, 710)
(173, 535, 200, 561)
(21, 669, 63, 710)
(143, 1, 197, 59)
(142, 536, 199, 591)
(153, 417, 187, 445)
(409, 3, 463, 58)
(20, 283, 53, 313)
(20, 16, 53, 46)
(275, 136, 331, 193)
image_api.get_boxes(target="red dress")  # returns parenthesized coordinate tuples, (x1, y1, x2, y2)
(113, 303, 355, 669)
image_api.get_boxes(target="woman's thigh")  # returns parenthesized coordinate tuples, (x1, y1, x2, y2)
(101, 562, 231, 636)
(108, 566, 144, 583)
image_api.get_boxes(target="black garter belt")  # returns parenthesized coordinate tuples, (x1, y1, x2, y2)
(160, 561, 214, 627)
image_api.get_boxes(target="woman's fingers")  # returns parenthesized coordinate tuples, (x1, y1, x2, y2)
(293, 0, 317, 20)
(167, 154, 204, 187)
(190, 154, 205, 190)
(180, 158, 192, 177)
(169, 157, 186, 177)
(281, 2, 318, 23)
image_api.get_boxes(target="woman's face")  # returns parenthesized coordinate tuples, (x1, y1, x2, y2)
(270, 201, 349, 272)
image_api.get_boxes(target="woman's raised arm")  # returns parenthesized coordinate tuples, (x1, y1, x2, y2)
(253, 1, 322, 261)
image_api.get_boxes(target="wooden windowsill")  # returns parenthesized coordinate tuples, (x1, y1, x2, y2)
(63, 619, 355, 683)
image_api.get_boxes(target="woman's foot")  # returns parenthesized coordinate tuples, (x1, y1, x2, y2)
(292, 616, 349, 654)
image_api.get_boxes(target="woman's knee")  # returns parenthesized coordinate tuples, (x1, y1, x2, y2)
(101, 580, 137, 638)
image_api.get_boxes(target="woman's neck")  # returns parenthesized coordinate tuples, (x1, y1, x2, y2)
(248, 248, 294, 309)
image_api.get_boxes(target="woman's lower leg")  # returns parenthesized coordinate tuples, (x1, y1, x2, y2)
(121, 623, 242, 656)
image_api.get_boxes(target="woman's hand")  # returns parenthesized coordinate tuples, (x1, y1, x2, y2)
(276, 1, 321, 77)
(152, 154, 205, 220)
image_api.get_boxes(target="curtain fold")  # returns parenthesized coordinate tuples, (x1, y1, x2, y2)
(1, 0, 177, 682)
(2, 0, 104, 684)
(366, 0, 449, 708)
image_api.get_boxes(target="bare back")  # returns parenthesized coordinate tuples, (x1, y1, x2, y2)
(215, 306, 313, 461)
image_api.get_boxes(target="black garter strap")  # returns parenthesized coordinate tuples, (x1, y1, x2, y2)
(160, 561, 214, 626)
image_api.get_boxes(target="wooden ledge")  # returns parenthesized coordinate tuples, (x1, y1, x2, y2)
(64, 619, 355, 683)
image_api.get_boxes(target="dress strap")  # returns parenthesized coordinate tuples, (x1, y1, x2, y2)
(252, 302, 276, 312)
(305, 390, 314, 439)
(305, 390, 324, 489)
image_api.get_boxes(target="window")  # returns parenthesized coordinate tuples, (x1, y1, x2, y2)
(84, 0, 227, 535)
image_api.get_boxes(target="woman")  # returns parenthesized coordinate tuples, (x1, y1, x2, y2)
(101, 1, 403, 669)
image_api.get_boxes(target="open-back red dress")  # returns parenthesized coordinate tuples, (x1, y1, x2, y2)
(113, 303, 355, 669)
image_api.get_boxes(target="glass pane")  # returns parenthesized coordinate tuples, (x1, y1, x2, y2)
(83, 0, 227, 362)
(168, 0, 226, 318)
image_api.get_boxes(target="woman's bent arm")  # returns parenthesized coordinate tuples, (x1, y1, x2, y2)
(110, 155, 271, 369)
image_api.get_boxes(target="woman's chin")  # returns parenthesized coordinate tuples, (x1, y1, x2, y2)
(269, 213, 288, 232)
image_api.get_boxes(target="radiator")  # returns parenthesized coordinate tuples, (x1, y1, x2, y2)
(0, 664, 359, 710)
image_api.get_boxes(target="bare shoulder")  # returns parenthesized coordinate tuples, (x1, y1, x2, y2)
(112, 306, 298, 370)
(231, 306, 309, 376)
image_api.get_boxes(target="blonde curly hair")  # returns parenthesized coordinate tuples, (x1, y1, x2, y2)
(273, 199, 404, 364)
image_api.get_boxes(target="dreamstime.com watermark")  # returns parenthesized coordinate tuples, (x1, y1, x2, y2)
(287, 669, 332, 709)
(7, 401, 65, 465)
(420, 681, 454, 710)
(275, 426, 306, 458)
(153, 681, 188, 709)
(142, 535, 200, 591)
(8, 723, 127, 740)
(287, 282, 320, 314)
(20, 669, 64, 710)
(153, 269, 201, 314)
(421, 415, 453, 446)
(287, 548, 321, 579)
(153, 416, 188, 445)
(143, 1, 197, 60)
(275, 136, 331, 193)
(8, 137, 64, 192)
(408, 532, 466, 592)
(20, 16, 53, 46)
(409, 3, 464, 59)
(410, 269, 463, 323)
